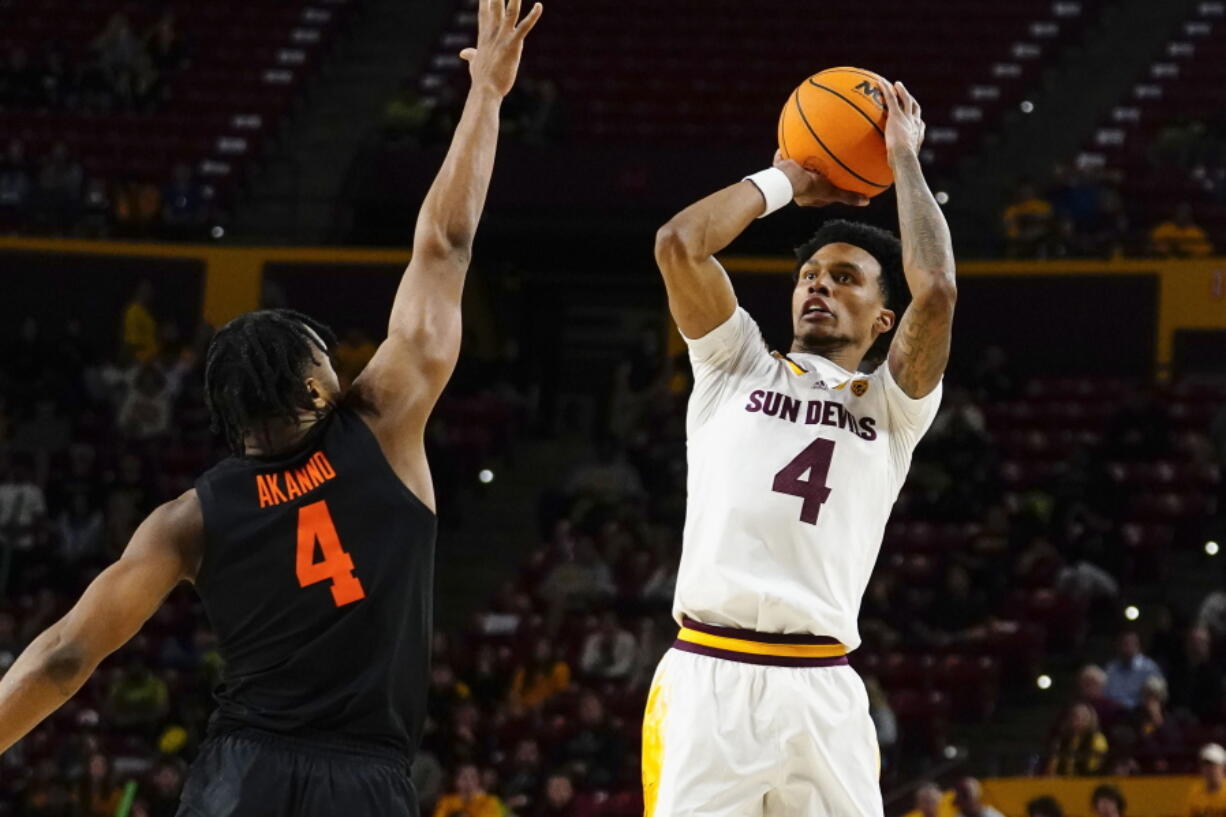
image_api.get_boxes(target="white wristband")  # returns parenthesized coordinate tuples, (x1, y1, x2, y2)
(743, 167, 794, 218)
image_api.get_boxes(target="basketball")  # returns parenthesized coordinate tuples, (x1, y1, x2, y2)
(777, 67, 893, 198)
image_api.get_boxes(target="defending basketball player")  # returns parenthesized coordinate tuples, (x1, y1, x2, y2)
(0, 1, 541, 814)
(645, 79, 954, 817)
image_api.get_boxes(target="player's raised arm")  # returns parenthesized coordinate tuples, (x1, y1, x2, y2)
(0, 491, 202, 755)
(655, 157, 868, 340)
(882, 80, 957, 399)
(353, 0, 542, 435)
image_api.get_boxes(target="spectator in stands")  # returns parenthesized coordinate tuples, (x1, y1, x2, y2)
(37, 44, 75, 110)
(579, 610, 636, 680)
(1187, 743, 1226, 817)
(509, 638, 571, 709)
(146, 759, 185, 817)
(104, 653, 170, 732)
(1167, 625, 1223, 723)
(1105, 630, 1165, 709)
(0, 138, 33, 230)
(1091, 784, 1126, 817)
(1002, 181, 1056, 258)
(913, 782, 944, 817)
(433, 763, 504, 817)
(90, 11, 157, 109)
(1027, 797, 1065, 817)
(539, 536, 616, 614)
(1045, 703, 1109, 776)
(865, 676, 899, 774)
(952, 777, 1005, 817)
(1130, 675, 1182, 768)
(503, 738, 545, 812)
(117, 363, 180, 440)
(1198, 589, 1226, 646)
(0, 452, 48, 555)
(534, 772, 581, 817)
(79, 752, 123, 816)
(113, 175, 163, 237)
(160, 163, 208, 240)
(35, 142, 84, 233)
(1149, 203, 1213, 258)
(121, 280, 159, 364)
(559, 691, 622, 788)
(1071, 187, 1129, 259)
(56, 492, 106, 567)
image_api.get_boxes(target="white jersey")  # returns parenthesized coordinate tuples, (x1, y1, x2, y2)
(674, 307, 942, 649)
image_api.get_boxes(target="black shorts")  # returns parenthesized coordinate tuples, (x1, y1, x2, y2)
(176, 728, 418, 817)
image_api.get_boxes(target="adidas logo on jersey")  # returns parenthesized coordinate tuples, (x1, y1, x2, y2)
(812, 380, 829, 390)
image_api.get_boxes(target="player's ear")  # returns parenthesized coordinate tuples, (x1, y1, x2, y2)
(875, 307, 895, 337)
(304, 377, 329, 411)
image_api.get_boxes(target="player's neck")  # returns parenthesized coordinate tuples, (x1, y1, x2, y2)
(789, 338, 864, 373)
(241, 412, 326, 457)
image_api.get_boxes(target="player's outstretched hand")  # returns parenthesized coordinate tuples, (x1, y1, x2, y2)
(881, 79, 926, 158)
(459, 0, 543, 98)
(773, 152, 869, 208)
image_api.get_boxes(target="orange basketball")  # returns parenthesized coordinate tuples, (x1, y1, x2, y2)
(777, 67, 893, 198)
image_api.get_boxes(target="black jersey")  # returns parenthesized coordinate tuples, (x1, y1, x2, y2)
(193, 405, 436, 759)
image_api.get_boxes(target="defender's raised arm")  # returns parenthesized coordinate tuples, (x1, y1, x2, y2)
(882, 80, 956, 399)
(655, 158, 867, 340)
(351, 0, 541, 506)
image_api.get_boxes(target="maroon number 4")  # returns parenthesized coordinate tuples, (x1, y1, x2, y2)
(772, 438, 834, 524)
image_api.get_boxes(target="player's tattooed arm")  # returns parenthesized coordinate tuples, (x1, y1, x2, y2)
(0, 491, 201, 755)
(881, 80, 956, 399)
(657, 155, 864, 340)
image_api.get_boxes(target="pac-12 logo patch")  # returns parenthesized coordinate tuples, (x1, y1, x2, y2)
(850, 379, 869, 396)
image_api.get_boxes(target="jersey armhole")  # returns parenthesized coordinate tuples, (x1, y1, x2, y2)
(342, 406, 439, 522)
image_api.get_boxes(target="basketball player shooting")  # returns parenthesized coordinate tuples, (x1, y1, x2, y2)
(0, 1, 541, 814)
(645, 79, 954, 817)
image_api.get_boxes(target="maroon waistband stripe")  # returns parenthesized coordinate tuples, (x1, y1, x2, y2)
(672, 639, 850, 668)
(681, 616, 842, 646)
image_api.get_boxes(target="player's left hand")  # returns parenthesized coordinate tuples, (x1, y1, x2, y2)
(773, 151, 869, 208)
(459, 0, 543, 98)
(881, 79, 926, 158)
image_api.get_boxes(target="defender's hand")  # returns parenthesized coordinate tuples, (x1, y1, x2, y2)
(882, 79, 926, 160)
(773, 152, 869, 208)
(459, 0, 543, 97)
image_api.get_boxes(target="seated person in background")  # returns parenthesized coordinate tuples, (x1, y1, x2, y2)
(508, 638, 570, 709)
(1130, 675, 1182, 769)
(1002, 181, 1055, 258)
(432, 764, 503, 817)
(952, 777, 1005, 817)
(1045, 703, 1109, 776)
(1076, 664, 1122, 729)
(1149, 202, 1213, 258)
(578, 611, 636, 680)
(1091, 784, 1126, 817)
(1187, 743, 1226, 817)
(1027, 796, 1065, 817)
(1104, 630, 1165, 710)
(910, 782, 952, 817)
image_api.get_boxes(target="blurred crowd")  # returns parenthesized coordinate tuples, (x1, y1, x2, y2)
(1000, 167, 1217, 260)
(0, 9, 215, 240)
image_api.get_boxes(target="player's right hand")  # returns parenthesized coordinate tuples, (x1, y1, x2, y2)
(773, 152, 870, 208)
(459, 0, 543, 98)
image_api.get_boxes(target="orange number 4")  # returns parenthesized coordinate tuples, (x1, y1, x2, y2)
(296, 500, 366, 607)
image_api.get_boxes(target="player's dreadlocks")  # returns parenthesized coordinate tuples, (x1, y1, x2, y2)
(204, 309, 338, 456)
(792, 219, 909, 366)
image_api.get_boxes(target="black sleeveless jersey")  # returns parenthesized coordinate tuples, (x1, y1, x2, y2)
(193, 405, 436, 758)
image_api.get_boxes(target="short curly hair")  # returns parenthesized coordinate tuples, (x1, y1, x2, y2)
(792, 219, 909, 364)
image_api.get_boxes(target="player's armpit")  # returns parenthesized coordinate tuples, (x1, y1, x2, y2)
(0, 490, 201, 754)
(886, 284, 955, 399)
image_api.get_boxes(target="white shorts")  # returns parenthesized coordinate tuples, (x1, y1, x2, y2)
(642, 620, 882, 817)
